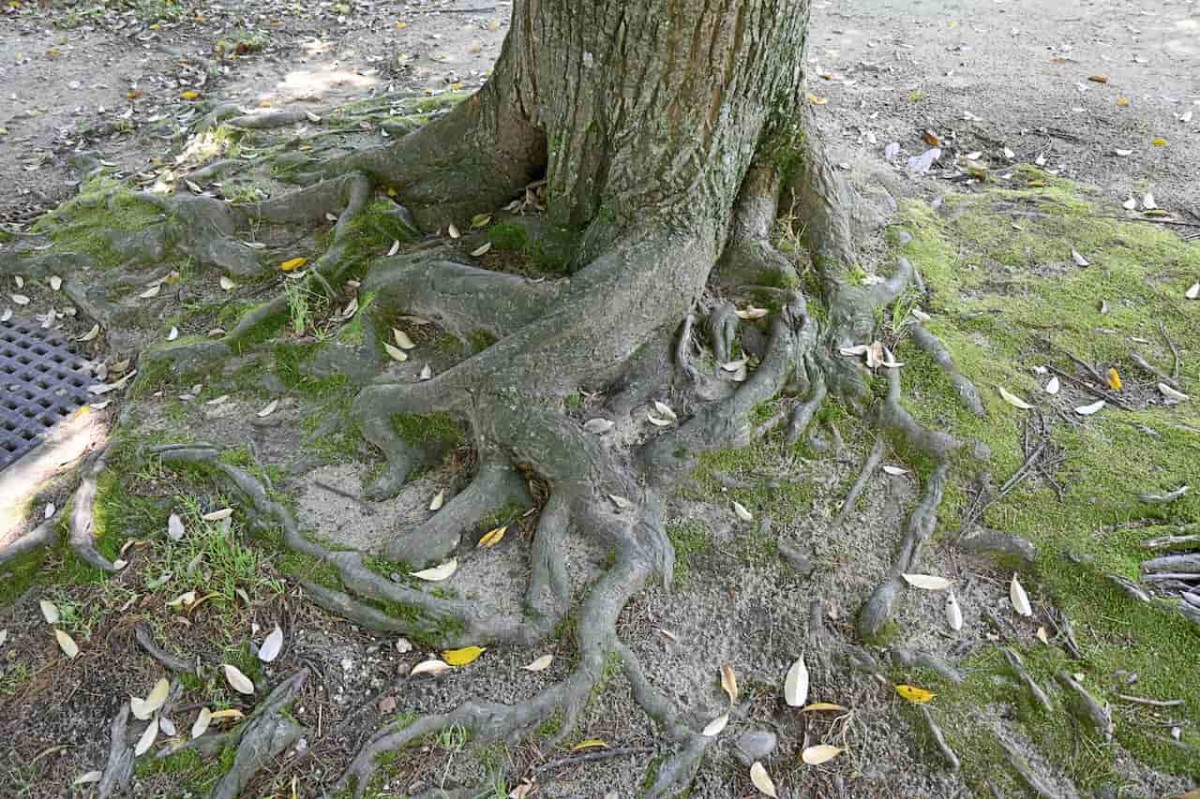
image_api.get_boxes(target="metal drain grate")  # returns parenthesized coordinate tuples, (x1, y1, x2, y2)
(0, 317, 93, 471)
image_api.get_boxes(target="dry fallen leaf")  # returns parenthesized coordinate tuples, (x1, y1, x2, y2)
(410, 659, 452, 677)
(478, 525, 507, 548)
(1010, 573, 1033, 616)
(901, 573, 952, 591)
(78, 324, 100, 342)
(219, 276, 236, 291)
(410, 558, 458, 582)
(998, 386, 1033, 410)
(202, 508, 233, 522)
(192, 707, 212, 739)
(1186, 282, 1200, 300)
(1107, 368, 1122, 391)
(945, 591, 963, 631)
(784, 655, 809, 707)
(882, 465, 908, 476)
(1158, 383, 1189, 402)
(523, 654, 554, 672)
(131, 678, 170, 720)
(134, 717, 158, 756)
(40, 599, 60, 624)
(443, 646, 486, 666)
(801, 744, 844, 765)
(259, 625, 284, 663)
(1045, 376, 1060, 395)
(279, 257, 307, 272)
(571, 738, 608, 752)
(471, 242, 492, 257)
(895, 684, 935, 703)
(448, 224, 461, 239)
(802, 702, 848, 712)
(223, 664, 255, 695)
(393, 329, 416, 350)
(1074, 399, 1106, 416)
(749, 761, 778, 798)
(732, 501, 754, 522)
(429, 490, 446, 511)
(384, 342, 409, 362)
(257, 399, 279, 418)
(721, 664, 739, 704)
(138, 284, 161, 299)
(1071, 249, 1090, 267)
(583, 418, 614, 434)
(73, 770, 102, 786)
(55, 628, 79, 659)
(702, 713, 729, 737)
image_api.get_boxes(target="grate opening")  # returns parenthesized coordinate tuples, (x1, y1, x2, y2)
(0, 317, 93, 470)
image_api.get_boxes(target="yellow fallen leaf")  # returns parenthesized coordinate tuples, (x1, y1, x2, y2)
(1107, 367, 1122, 391)
(209, 708, 245, 721)
(55, 628, 80, 659)
(181, 90, 200, 100)
(721, 664, 739, 703)
(1152, 137, 1169, 147)
(477, 525, 507, 547)
(442, 646, 485, 666)
(801, 744, 844, 765)
(279, 257, 307, 272)
(1087, 74, 1108, 84)
(802, 702, 848, 712)
(570, 738, 608, 752)
(895, 684, 935, 703)
(1117, 97, 1130, 107)
(807, 93, 828, 105)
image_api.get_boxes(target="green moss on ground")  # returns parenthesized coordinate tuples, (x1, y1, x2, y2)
(886, 168, 1200, 787)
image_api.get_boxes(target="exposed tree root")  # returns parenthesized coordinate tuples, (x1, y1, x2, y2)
(210, 669, 309, 799)
(96, 703, 135, 799)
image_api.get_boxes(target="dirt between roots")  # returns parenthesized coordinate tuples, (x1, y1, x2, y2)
(1, 0, 1199, 797)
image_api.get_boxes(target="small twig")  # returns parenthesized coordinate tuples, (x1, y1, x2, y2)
(531, 746, 655, 776)
(1116, 694, 1185, 708)
(1158, 322, 1182, 382)
(311, 479, 376, 514)
(1129, 352, 1180, 391)
(836, 435, 884, 525)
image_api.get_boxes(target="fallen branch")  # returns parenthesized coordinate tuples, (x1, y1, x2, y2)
(531, 745, 656, 776)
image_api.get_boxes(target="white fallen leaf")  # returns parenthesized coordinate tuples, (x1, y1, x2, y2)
(1044, 376, 1060, 395)
(202, 508, 233, 522)
(131, 678, 169, 720)
(1158, 383, 1189, 402)
(1003, 146, 1016, 160)
(1074, 400, 1106, 416)
(1186, 282, 1199, 300)
(471, 242, 492, 257)
(749, 761, 778, 798)
(583, 418, 614, 434)
(1010, 573, 1033, 617)
(998, 386, 1033, 410)
(0, 309, 10, 323)
(410, 658, 452, 677)
(40, 599, 60, 624)
(257, 399, 279, 418)
(839, 344, 869, 357)
(523, 654, 554, 672)
(702, 713, 729, 737)
(191, 707, 212, 739)
(1123, 197, 1138, 210)
(138, 284, 161, 299)
(393, 329, 416, 349)
(419, 364, 433, 381)
(1114, 148, 1133, 157)
(223, 664, 255, 695)
(135, 717, 158, 756)
(448, 224, 461, 239)
(946, 591, 963, 631)
(384, 342, 409, 362)
(49, 275, 62, 291)
(784, 655, 809, 707)
(732, 501, 753, 522)
(647, 413, 673, 427)
(1071, 249, 1090, 267)
(159, 716, 176, 736)
(45, 503, 55, 519)
(902, 573, 953, 590)
(166, 326, 179, 341)
(882, 465, 908, 476)
(165, 511, 185, 543)
(1143, 192, 1157, 210)
(801, 744, 844, 765)
(429, 490, 445, 511)
(410, 558, 458, 582)
(78, 324, 100, 342)
(219, 276, 236, 291)
(55, 628, 79, 659)
(609, 494, 632, 509)
(720, 358, 749, 373)
(653, 400, 677, 421)
(73, 770, 102, 786)
(911, 307, 932, 322)
(735, 306, 769, 320)
(258, 625, 284, 662)
(166, 591, 197, 609)
(0, 629, 7, 647)
(387, 240, 401, 257)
